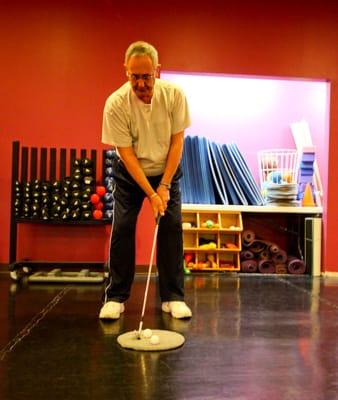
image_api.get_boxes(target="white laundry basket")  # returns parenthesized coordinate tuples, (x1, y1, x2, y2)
(258, 149, 299, 192)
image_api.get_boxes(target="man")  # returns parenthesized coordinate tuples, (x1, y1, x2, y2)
(99, 41, 192, 320)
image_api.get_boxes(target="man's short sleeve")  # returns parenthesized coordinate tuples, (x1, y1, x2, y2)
(171, 86, 191, 135)
(101, 96, 132, 147)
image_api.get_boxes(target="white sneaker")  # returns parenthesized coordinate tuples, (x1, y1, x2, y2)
(99, 301, 125, 320)
(162, 301, 192, 319)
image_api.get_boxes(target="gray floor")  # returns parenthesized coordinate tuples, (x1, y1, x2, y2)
(1, 271, 338, 400)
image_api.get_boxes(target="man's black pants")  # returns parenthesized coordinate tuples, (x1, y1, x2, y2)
(103, 158, 184, 304)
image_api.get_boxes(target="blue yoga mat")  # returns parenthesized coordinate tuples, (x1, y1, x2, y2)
(181, 136, 216, 204)
(191, 136, 205, 203)
(221, 144, 263, 205)
(197, 136, 216, 204)
(207, 139, 228, 204)
(229, 143, 264, 205)
(181, 136, 193, 203)
(212, 142, 246, 205)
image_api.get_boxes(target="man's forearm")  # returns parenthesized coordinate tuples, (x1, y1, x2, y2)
(161, 131, 184, 185)
(117, 147, 156, 197)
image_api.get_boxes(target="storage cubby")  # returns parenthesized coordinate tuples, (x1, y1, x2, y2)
(182, 212, 198, 229)
(184, 232, 198, 249)
(220, 213, 243, 230)
(218, 253, 240, 270)
(199, 212, 221, 229)
(182, 208, 242, 271)
(219, 233, 241, 250)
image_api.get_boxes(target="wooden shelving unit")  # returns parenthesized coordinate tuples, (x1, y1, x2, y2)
(182, 203, 323, 275)
(182, 208, 243, 272)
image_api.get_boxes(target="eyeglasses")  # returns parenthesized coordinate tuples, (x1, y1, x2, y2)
(127, 73, 155, 83)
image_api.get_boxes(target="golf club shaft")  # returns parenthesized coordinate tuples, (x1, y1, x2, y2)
(137, 217, 160, 336)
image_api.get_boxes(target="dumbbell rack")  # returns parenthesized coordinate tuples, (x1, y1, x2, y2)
(9, 141, 111, 283)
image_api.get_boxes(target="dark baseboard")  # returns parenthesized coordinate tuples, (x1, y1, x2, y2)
(0, 263, 9, 268)
(0, 263, 156, 274)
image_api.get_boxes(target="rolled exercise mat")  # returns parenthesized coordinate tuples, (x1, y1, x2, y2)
(275, 263, 288, 274)
(240, 250, 255, 260)
(268, 242, 280, 254)
(258, 250, 270, 260)
(287, 257, 306, 274)
(249, 240, 267, 254)
(241, 260, 258, 273)
(242, 230, 255, 247)
(272, 249, 288, 264)
(258, 259, 276, 274)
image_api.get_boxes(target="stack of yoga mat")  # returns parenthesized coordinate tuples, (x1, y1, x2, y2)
(240, 230, 306, 274)
(181, 136, 264, 205)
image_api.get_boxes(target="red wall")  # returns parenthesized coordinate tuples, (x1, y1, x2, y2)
(1, 0, 337, 270)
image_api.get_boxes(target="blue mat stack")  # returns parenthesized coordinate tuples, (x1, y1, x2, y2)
(181, 136, 264, 206)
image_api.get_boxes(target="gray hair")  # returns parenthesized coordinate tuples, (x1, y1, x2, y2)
(124, 41, 159, 67)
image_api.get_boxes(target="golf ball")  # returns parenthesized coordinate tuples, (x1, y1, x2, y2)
(150, 334, 160, 345)
(142, 329, 153, 338)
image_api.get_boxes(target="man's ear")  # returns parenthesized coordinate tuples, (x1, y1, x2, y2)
(156, 64, 162, 78)
(124, 64, 130, 80)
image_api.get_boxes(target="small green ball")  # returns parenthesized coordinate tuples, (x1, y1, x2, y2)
(205, 219, 214, 228)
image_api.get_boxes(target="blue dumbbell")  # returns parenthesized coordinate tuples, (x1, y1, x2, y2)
(104, 201, 114, 210)
(104, 210, 114, 219)
(105, 150, 116, 159)
(103, 192, 114, 203)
